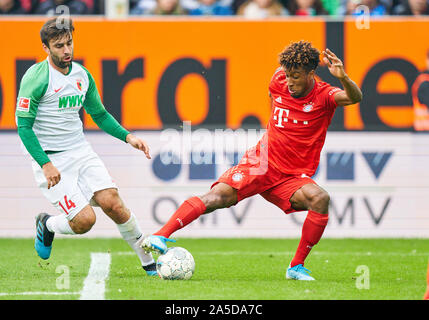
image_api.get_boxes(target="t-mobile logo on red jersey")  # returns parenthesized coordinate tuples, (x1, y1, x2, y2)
(273, 107, 290, 128)
(273, 106, 309, 127)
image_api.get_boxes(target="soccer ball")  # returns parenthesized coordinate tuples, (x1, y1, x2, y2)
(156, 247, 195, 280)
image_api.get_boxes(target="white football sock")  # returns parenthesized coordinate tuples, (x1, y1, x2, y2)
(117, 213, 154, 266)
(46, 215, 76, 235)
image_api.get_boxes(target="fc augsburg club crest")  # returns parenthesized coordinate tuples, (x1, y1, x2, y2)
(76, 80, 82, 91)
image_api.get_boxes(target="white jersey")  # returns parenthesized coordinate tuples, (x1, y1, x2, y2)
(16, 58, 105, 151)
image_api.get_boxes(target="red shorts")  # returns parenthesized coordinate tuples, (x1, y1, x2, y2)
(211, 149, 316, 214)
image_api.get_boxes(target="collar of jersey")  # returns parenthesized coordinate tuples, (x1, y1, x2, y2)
(65, 63, 72, 76)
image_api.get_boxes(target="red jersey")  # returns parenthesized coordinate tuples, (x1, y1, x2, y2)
(260, 68, 343, 176)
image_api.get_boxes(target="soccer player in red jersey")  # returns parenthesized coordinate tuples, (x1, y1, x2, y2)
(142, 41, 363, 280)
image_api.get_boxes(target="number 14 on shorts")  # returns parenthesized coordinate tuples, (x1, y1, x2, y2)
(58, 195, 76, 215)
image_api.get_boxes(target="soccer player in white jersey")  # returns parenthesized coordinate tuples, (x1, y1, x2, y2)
(16, 17, 158, 276)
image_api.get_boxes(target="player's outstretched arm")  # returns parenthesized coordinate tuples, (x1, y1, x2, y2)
(90, 110, 151, 159)
(83, 66, 151, 159)
(126, 133, 151, 159)
(322, 48, 363, 106)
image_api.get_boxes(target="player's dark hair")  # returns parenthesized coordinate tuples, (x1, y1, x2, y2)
(40, 17, 74, 48)
(279, 40, 320, 73)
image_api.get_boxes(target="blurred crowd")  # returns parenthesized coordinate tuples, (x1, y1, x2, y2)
(1, 0, 429, 16)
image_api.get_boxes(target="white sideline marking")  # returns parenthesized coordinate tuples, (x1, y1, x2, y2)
(0, 291, 79, 296)
(115, 251, 429, 257)
(0, 252, 111, 299)
(79, 252, 111, 300)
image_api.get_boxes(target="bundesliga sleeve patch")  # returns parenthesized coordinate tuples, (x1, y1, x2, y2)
(328, 88, 342, 96)
(17, 97, 31, 112)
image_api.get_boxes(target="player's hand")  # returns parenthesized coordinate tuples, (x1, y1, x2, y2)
(42, 162, 61, 189)
(322, 48, 346, 79)
(126, 134, 151, 159)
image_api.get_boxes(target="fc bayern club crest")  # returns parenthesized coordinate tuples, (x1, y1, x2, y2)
(232, 171, 244, 182)
(303, 102, 314, 112)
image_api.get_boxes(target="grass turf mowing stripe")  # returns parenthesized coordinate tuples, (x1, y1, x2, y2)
(1, 239, 427, 300)
(79, 253, 111, 300)
(114, 251, 429, 256)
(0, 292, 80, 296)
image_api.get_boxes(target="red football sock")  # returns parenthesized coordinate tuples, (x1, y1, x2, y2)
(154, 196, 206, 238)
(290, 210, 329, 267)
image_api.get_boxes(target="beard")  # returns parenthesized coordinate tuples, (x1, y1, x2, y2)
(51, 53, 72, 69)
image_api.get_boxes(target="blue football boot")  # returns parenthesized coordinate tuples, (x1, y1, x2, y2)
(286, 264, 315, 281)
(141, 235, 176, 254)
(142, 262, 158, 276)
(34, 213, 55, 260)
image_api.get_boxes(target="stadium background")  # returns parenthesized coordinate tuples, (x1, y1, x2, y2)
(0, 3, 428, 239)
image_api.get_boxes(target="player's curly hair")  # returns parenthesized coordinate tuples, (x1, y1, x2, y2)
(279, 41, 320, 73)
(40, 17, 74, 48)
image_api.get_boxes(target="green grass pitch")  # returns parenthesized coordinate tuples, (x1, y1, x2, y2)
(0, 238, 427, 300)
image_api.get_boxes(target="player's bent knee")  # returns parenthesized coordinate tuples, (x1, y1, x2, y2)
(93, 188, 122, 213)
(202, 192, 234, 211)
(110, 202, 125, 215)
(69, 209, 96, 234)
(73, 223, 94, 234)
(102, 199, 124, 215)
(70, 218, 95, 234)
(213, 192, 236, 209)
(310, 190, 330, 212)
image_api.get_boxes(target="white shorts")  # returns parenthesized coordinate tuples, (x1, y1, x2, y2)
(32, 144, 117, 221)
